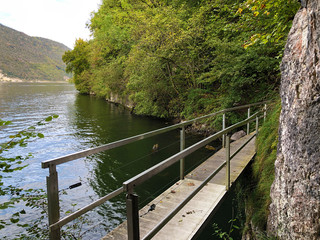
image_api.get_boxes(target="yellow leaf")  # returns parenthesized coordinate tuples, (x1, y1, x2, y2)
(243, 43, 252, 49)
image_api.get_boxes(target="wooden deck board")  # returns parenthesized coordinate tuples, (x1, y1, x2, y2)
(102, 134, 256, 240)
(186, 133, 255, 185)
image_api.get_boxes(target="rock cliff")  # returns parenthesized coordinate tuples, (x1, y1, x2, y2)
(268, 1, 320, 239)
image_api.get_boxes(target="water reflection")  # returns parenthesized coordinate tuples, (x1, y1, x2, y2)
(0, 82, 221, 238)
(70, 93, 221, 233)
(70, 94, 183, 220)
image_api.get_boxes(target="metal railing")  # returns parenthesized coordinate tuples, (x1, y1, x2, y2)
(42, 101, 267, 239)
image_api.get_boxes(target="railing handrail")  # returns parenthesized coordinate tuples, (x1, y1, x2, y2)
(134, 117, 260, 240)
(43, 101, 267, 239)
(142, 134, 256, 240)
(48, 112, 260, 232)
(123, 112, 259, 191)
(42, 101, 267, 168)
(49, 187, 124, 231)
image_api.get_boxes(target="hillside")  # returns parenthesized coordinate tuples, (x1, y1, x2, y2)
(0, 23, 70, 81)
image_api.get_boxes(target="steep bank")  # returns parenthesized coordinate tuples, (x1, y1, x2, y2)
(268, 1, 320, 239)
(105, 92, 134, 110)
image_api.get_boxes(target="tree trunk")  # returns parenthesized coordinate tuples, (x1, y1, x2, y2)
(268, 1, 320, 239)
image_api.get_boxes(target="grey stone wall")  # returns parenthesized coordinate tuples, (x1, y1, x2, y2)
(268, 1, 320, 239)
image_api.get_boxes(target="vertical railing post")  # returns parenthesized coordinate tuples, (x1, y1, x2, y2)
(180, 126, 185, 180)
(225, 135, 230, 191)
(255, 116, 259, 150)
(47, 164, 61, 240)
(126, 187, 140, 240)
(256, 116, 259, 137)
(222, 113, 226, 148)
(247, 107, 251, 135)
(264, 104, 267, 122)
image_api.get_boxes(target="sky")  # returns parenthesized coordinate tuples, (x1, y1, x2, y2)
(0, 0, 102, 49)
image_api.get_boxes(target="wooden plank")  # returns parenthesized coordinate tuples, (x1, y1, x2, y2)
(185, 133, 255, 185)
(102, 134, 256, 240)
(102, 180, 226, 240)
(150, 183, 226, 240)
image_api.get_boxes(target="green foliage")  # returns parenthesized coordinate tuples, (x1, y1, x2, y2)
(1, 115, 95, 239)
(62, 39, 91, 93)
(16, 197, 93, 240)
(239, 0, 300, 49)
(0, 115, 56, 176)
(0, 24, 70, 81)
(0, 116, 58, 237)
(244, 99, 280, 233)
(63, 0, 298, 122)
(182, 89, 216, 118)
(60, 203, 94, 240)
(213, 219, 240, 240)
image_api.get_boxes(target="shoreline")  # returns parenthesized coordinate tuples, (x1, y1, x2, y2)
(0, 71, 70, 83)
(0, 79, 70, 83)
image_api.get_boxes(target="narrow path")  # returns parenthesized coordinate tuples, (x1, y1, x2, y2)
(102, 134, 256, 240)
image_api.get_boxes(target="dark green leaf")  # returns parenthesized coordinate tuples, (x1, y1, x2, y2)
(37, 133, 44, 138)
(13, 212, 20, 217)
(17, 223, 29, 227)
(5, 121, 12, 125)
(10, 218, 19, 223)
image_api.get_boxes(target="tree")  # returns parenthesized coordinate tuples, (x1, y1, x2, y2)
(64, 0, 299, 123)
(62, 39, 91, 93)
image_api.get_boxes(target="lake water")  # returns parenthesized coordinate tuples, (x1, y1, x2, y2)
(0, 82, 226, 239)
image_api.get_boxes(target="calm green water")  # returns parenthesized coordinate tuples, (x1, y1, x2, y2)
(0, 82, 224, 239)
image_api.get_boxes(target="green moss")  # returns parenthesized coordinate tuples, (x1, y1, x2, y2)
(244, 99, 280, 233)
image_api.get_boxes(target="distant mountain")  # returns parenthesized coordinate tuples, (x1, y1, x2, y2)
(0, 23, 71, 81)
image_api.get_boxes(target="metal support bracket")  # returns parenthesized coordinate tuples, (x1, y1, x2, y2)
(247, 107, 251, 135)
(225, 136, 230, 191)
(180, 126, 185, 180)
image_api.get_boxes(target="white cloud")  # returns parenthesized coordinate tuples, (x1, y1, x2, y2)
(0, 0, 101, 48)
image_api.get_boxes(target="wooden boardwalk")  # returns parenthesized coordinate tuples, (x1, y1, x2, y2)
(102, 133, 256, 240)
